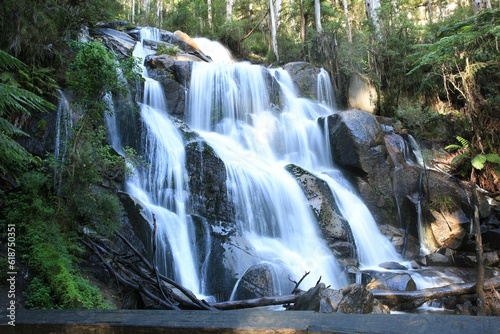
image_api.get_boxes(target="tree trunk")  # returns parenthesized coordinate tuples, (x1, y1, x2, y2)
(226, 0, 233, 21)
(300, 0, 306, 55)
(211, 294, 301, 310)
(365, 0, 380, 34)
(208, 0, 213, 31)
(342, 0, 352, 43)
(269, 0, 279, 61)
(315, 0, 323, 33)
(473, 0, 492, 14)
(371, 277, 500, 311)
(471, 169, 486, 316)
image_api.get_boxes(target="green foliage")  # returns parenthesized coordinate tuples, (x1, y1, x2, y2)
(395, 103, 441, 137)
(0, 0, 123, 66)
(1, 171, 111, 309)
(0, 50, 55, 178)
(66, 41, 122, 119)
(408, 9, 500, 149)
(157, 44, 180, 56)
(445, 136, 500, 176)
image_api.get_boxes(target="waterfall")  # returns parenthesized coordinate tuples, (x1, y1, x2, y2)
(54, 90, 73, 195)
(187, 61, 348, 291)
(109, 31, 403, 299)
(119, 28, 201, 294)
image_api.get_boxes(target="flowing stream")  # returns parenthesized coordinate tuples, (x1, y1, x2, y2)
(108, 27, 403, 299)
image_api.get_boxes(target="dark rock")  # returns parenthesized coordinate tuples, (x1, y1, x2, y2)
(327, 110, 385, 173)
(233, 263, 275, 300)
(185, 137, 235, 222)
(425, 252, 453, 266)
(294, 283, 326, 311)
(282, 62, 321, 100)
(483, 228, 500, 250)
(367, 273, 416, 291)
(91, 28, 136, 57)
(338, 284, 374, 314)
(378, 262, 408, 270)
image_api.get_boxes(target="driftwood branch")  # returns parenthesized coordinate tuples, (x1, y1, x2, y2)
(289, 271, 310, 294)
(211, 294, 301, 310)
(371, 276, 500, 310)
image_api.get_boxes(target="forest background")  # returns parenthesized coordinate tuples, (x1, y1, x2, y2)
(0, 0, 499, 309)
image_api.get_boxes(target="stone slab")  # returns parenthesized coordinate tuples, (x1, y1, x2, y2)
(1, 310, 499, 334)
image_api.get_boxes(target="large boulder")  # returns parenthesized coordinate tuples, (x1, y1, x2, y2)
(318, 284, 375, 314)
(327, 110, 397, 228)
(233, 263, 275, 300)
(286, 164, 356, 260)
(327, 110, 386, 172)
(366, 273, 417, 291)
(282, 62, 321, 100)
(183, 131, 235, 222)
(91, 27, 136, 57)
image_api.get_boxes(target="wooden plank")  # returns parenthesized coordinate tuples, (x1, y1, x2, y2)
(1, 310, 500, 334)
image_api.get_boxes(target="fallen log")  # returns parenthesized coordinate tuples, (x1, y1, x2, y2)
(211, 294, 301, 310)
(371, 276, 500, 310)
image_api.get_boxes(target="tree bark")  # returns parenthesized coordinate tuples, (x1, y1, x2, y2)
(211, 294, 301, 310)
(315, 0, 323, 33)
(342, 0, 352, 43)
(371, 277, 500, 311)
(471, 170, 486, 315)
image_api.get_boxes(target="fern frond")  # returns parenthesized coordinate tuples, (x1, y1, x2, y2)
(455, 136, 469, 149)
(485, 153, 500, 164)
(0, 83, 54, 117)
(444, 144, 462, 151)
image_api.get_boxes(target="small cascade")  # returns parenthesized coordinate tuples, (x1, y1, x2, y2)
(118, 27, 202, 294)
(317, 68, 336, 109)
(193, 37, 234, 63)
(320, 171, 402, 268)
(54, 90, 73, 195)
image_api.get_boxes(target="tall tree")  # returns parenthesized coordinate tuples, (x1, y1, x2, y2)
(342, 0, 352, 42)
(270, 0, 280, 60)
(315, 0, 323, 32)
(226, 0, 234, 21)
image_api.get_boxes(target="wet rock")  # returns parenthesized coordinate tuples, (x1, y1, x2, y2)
(483, 228, 500, 250)
(282, 62, 321, 100)
(233, 263, 275, 300)
(294, 283, 327, 311)
(425, 252, 453, 266)
(185, 138, 235, 222)
(378, 262, 408, 270)
(366, 273, 416, 291)
(429, 209, 468, 250)
(91, 27, 136, 57)
(286, 164, 355, 259)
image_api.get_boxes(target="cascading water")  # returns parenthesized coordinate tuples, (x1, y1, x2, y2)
(110, 28, 403, 300)
(117, 27, 201, 294)
(54, 90, 73, 195)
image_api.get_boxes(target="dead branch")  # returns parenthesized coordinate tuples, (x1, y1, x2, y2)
(371, 276, 500, 310)
(211, 294, 301, 311)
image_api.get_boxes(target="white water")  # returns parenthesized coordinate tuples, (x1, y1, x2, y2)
(123, 28, 201, 294)
(186, 44, 401, 290)
(109, 29, 403, 298)
(54, 90, 73, 195)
